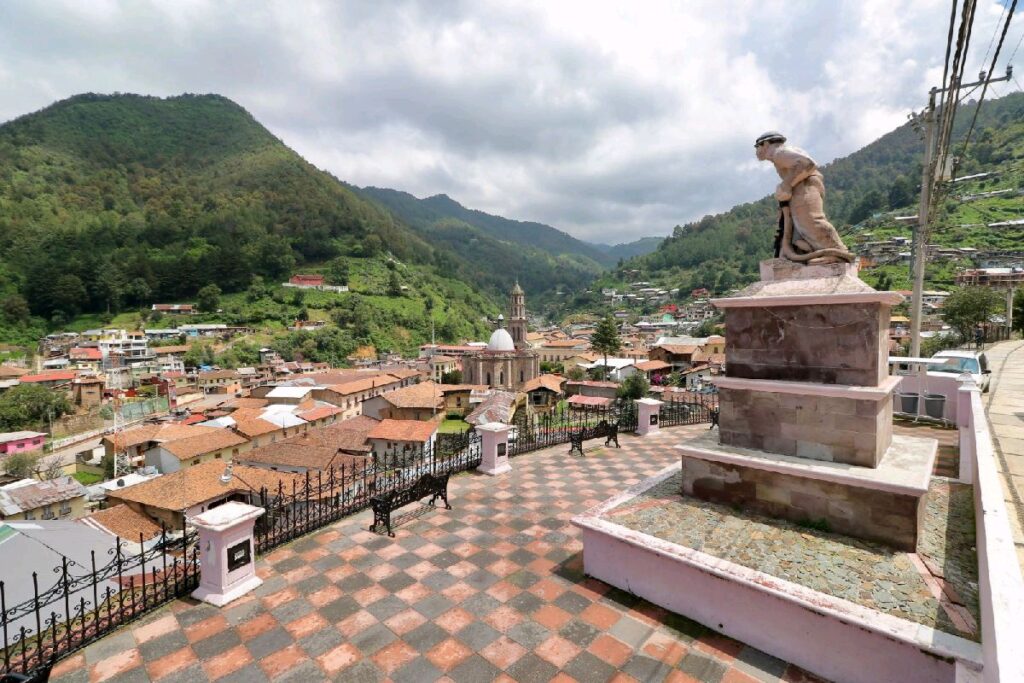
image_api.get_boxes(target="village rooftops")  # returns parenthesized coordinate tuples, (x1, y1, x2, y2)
(367, 419, 437, 443)
(69, 347, 102, 360)
(161, 429, 248, 461)
(108, 460, 302, 511)
(634, 360, 672, 372)
(80, 504, 164, 542)
(379, 381, 445, 409)
(152, 345, 192, 355)
(197, 370, 238, 381)
(566, 380, 619, 389)
(566, 394, 613, 408)
(540, 339, 591, 348)
(19, 370, 77, 383)
(290, 416, 378, 454)
(324, 374, 401, 396)
(0, 366, 28, 379)
(297, 404, 343, 422)
(522, 374, 565, 394)
(0, 477, 87, 517)
(105, 423, 220, 452)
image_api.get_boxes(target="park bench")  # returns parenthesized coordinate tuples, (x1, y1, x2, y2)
(568, 420, 620, 457)
(370, 472, 451, 538)
(709, 407, 720, 429)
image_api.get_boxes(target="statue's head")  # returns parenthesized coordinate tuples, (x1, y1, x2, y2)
(754, 131, 786, 161)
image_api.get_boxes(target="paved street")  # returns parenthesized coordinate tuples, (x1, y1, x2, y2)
(981, 339, 1024, 572)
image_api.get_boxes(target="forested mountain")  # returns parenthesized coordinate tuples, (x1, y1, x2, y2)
(355, 186, 610, 301)
(0, 93, 504, 350)
(590, 236, 664, 261)
(611, 92, 1024, 295)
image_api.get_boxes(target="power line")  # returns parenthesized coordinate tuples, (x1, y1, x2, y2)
(980, 0, 1009, 67)
(954, 0, 1017, 179)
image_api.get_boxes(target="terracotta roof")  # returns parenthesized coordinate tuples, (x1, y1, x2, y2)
(522, 374, 565, 394)
(655, 344, 699, 355)
(326, 374, 401, 396)
(180, 414, 207, 426)
(541, 339, 590, 348)
(381, 368, 421, 380)
(225, 398, 269, 410)
(20, 371, 77, 383)
(567, 395, 613, 407)
(367, 419, 437, 443)
(81, 504, 164, 541)
(0, 477, 87, 515)
(634, 360, 671, 372)
(437, 384, 489, 394)
(465, 391, 517, 425)
(154, 345, 191, 355)
(566, 380, 619, 388)
(0, 366, 29, 378)
(104, 424, 219, 452)
(428, 355, 459, 363)
(107, 460, 302, 511)
(230, 418, 281, 439)
(298, 405, 342, 422)
(294, 416, 378, 454)
(161, 429, 248, 461)
(70, 348, 102, 360)
(380, 381, 444, 410)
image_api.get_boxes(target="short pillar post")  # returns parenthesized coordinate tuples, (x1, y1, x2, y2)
(476, 422, 512, 476)
(191, 501, 265, 607)
(956, 373, 980, 484)
(635, 398, 664, 437)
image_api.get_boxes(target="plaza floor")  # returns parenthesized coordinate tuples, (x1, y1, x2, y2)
(51, 425, 826, 683)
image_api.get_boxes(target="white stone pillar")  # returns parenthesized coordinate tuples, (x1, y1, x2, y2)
(635, 398, 664, 437)
(191, 502, 265, 607)
(957, 373, 980, 485)
(476, 422, 512, 476)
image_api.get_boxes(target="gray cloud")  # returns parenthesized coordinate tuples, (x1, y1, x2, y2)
(0, 0, 1013, 243)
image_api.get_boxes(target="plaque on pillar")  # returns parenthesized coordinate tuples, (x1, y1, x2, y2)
(635, 398, 664, 437)
(191, 501, 265, 607)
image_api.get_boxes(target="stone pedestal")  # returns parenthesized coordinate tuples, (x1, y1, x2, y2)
(679, 259, 937, 550)
(191, 502, 265, 607)
(635, 398, 664, 437)
(476, 422, 512, 476)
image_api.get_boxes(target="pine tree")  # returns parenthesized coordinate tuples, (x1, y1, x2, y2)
(591, 316, 621, 381)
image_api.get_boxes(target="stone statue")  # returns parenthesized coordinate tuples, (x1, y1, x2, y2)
(755, 132, 854, 265)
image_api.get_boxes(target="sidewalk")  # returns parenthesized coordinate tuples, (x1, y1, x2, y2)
(982, 339, 1024, 572)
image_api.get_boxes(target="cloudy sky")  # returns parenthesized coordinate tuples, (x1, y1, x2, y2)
(0, 0, 1016, 243)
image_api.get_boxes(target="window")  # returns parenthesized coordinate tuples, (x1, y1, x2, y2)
(59, 502, 71, 516)
(520, 371, 524, 383)
(215, 453, 222, 459)
(42, 505, 54, 520)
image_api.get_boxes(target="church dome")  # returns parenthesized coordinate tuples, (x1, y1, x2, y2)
(486, 327, 515, 352)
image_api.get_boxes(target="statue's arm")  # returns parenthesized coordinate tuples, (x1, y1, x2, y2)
(774, 149, 817, 200)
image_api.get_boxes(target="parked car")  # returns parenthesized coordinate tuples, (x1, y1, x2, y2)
(928, 350, 991, 392)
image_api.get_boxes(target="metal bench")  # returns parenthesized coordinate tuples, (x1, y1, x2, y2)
(568, 420, 620, 457)
(370, 472, 451, 538)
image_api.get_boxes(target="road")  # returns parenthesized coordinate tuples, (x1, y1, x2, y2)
(982, 339, 1024, 572)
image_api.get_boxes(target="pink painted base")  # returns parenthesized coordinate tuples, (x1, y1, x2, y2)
(573, 465, 982, 683)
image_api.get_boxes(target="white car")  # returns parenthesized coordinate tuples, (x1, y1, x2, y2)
(928, 350, 991, 392)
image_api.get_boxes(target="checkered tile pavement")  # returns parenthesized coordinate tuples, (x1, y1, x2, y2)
(52, 426, 827, 682)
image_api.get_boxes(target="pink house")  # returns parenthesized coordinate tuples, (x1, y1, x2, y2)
(0, 432, 47, 455)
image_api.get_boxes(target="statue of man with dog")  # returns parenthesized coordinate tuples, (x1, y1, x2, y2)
(755, 131, 854, 265)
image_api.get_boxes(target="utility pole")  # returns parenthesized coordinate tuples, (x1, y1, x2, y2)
(909, 67, 1013, 357)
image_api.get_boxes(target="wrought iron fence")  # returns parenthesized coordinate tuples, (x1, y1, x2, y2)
(1, 524, 198, 680)
(659, 393, 719, 427)
(253, 433, 482, 554)
(508, 402, 638, 457)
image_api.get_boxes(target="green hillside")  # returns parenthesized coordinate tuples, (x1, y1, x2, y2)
(0, 93, 496, 352)
(598, 93, 1024, 299)
(355, 186, 608, 308)
(590, 236, 664, 261)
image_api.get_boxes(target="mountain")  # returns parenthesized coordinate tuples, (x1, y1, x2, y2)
(609, 92, 1024, 297)
(590, 236, 664, 261)
(0, 93, 498, 353)
(355, 186, 610, 311)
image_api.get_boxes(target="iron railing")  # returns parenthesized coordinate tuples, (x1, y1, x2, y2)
(508, 402, 638, 457)
(659, 393, 719, 427)
(253, 433, 483, 554)
(1, 524, 198, 680)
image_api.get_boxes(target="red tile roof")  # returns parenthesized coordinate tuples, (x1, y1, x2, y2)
(70, 348, 102, 360)
(20, 371, 77, 383)
(367, 419, 437, 443)
(567, 395, 613, 408)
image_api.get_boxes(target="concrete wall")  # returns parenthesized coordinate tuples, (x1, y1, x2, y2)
(718, 387, 892, 467)
(680, 456, 922, 550)
(725, 303, 888, 386)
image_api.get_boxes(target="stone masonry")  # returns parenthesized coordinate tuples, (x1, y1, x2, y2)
(718, 386, 892, 467)
(680, 455, 923, 551)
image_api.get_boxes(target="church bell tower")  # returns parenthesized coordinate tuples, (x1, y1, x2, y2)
(507, 281, 528, 349)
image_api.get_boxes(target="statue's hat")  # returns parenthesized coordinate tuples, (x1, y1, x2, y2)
(755, 131, 786, 146)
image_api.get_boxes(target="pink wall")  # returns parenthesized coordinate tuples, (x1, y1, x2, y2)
(0, 435, 45, 455)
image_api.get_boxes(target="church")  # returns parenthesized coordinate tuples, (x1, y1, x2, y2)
(462, 282, 540, 391)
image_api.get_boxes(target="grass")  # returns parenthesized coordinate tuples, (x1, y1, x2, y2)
(72, 471, 103, 485)
(438, 418, 471, 434)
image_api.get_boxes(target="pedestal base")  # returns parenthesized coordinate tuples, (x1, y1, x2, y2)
(192, 575, 263, 607)
(478, 462, 512, 476)
(677, 431, 936, 550)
